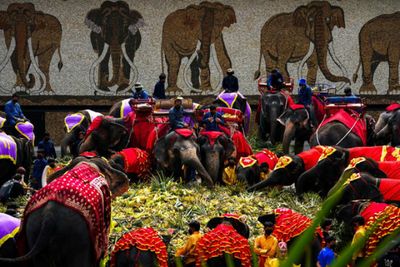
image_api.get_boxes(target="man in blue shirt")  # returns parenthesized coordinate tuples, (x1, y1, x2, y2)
(38, 132, 57, 159)
(132, 82, 149, 100)
(317, 236, 336, 267)
(31, 148, 47, 190)
(202, 105, 225, 131)
(298, 78, 317, 127)
(4, 93, 26, 127)
(169, 96, 188, 131)
(153, 73, 166, 99)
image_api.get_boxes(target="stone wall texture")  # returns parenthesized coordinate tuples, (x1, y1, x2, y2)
(0, 0, 399, 97)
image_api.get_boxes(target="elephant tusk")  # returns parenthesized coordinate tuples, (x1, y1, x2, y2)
(89, 43, 110, 94)
(210, 43, 224, 94)
(328, 41, 348, 91)
(183, 41, 202, 94)
(297, 42, 315, 80)
(28, 37, 47, 94)
(121, 42, 139, 93)
(0, 37, 16, 94)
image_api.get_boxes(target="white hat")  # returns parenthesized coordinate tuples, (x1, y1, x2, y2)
(175, 96, 184, 101)
(134, 82, 143, 89)
(227, 68, 234, 73)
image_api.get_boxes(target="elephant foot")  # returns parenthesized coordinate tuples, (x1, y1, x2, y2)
(166, 86, 184, 95)
(358, 84, 377, 95)
(116, 83, 129, 92)
(388, 85, 400, 95)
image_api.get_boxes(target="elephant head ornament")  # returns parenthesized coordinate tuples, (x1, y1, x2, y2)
(85, 1, 144, 93)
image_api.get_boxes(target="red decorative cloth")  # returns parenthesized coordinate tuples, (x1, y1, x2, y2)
(200, 131, 225, 146)
(175, 128, 194, 138)
(232, 130, 253, 159)
(253, 149, 279, 170)
(312, 96, 326, 123)
(360, 202, 389, 221)
(319, 109, 367, 145)
(110, 227, 168, 267)
(117, 148, 150, 178)
(386, 103, 400, 112)
(348, 146, 400, 161)
(290, 104, 305, 110)
(378, 179, 400, 202)
(195, 224, 252, 267)
(281, 91, 295, 107)
(19, 163, 111, 264)
(298, 146, 326, 170)
(145, 118, 170, 153)
(272, 208, 323, 243)
(361, 203, 400, 256)
(85, 116, 103, 138)
(377, 161, 400, 178)
(80, 151, 98, 158)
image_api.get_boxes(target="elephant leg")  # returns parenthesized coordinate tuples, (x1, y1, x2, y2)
(200, 67, 212, 91)
(10, 51, 31, 90)
(37, 47, 56, 93)
(190, 55, 200, 89)
(387, 47, 400, 94)
(359, 46, 377, 94)
(214, 35, 232, 75)
(164, 46, 183, 94)
(276, 56, 290, 81)
(98, 43, 111, 92)
(294, 138, 304, 154)
(306, 51, 318, 85)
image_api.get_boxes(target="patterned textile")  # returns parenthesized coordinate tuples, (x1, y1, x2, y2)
(386, 103, 400, 112)
(240, 149, 278, 170)
(195, 224, 252, 267)
(0, 213, 20, 247)
(117, 148, 150, 178)
(64, 113, 84, 133)
(20, 162, 111, 264)
(15, 121, 35, 141)
(360, 202, 389, 221)
(0, 132, 17, 164)
(145, 118, 170, 153)
(110, 227, 168, 267)
(299, 145, 326, 170)
(216, 92, 251, 133)
(175, 128, 194, 138)
(200, 131, 224, 147)
(319, 109, 366, 145)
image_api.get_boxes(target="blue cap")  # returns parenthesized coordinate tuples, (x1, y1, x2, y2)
(299, 79, 307, 86)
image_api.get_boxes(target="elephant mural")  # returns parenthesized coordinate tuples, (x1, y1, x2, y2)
(0, 3, 63, 94)
(254, 1, 350, 87)
(85, 0, 144, 94)
(353, 12, 400, 95)
(161, 1, 236, 94)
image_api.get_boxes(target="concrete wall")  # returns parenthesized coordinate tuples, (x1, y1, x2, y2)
(0, 0, 399, 97)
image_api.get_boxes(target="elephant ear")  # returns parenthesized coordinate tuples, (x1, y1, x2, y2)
(223, 5, 236, 27)
(85, 8, 102, 34)
(128, 10, 145, 35)
(154, 137, 167, 166)
(219, 135, 235, 159)
(293, 6, 308, 27)
(0, 11, 10, 30)
(34, 13, 48, 32)
(330, 7, 345, 29)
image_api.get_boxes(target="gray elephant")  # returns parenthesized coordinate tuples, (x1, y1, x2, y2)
(375, 106, 400, 146)
(61, 109, 103, 157)
(154, 129, 214, 187)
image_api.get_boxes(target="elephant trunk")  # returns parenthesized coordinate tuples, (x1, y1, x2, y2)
(269, 105, 280, 145)
(15, 21, 35, 88)
(374, 112, 391, 134)
(282, 121, 296, 154)
(103, 44, 121, 87)
(314, 18, 349, 84)
(60, 131, 75, 157)
(204, 150, 221, 184)
(180, 148, 214, 187)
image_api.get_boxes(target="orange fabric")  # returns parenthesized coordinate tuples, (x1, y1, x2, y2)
(232, 130, 253, 159)
(118, 148, 150, 178)
(110, 227, 168, 267)
(195, 224, 252, 267)
(298, 146, 326, 170)
(319, 109, 367, 145)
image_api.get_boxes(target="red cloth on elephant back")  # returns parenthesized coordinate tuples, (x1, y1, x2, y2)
(290, 104, 305, 110)
(195, 224, 252, 267)
(117, 148, 150, 179)
(298, 146, 326, 170)
(386, 103, 400, 112)
(175, 128, 194, 138)
(200, 131, 225, 146)
(110, 227, 168, 267)
(272, 208, 323, 243)
(232, 130, 253, 159)
(378, 179, 400, 201)
(85, 116, 114, 138)
(312, 95, 326, 123)
(360, 202, 389, 221)
(145, 117, 170, 153)
(348, 146, 400, 161)
(253, 149, 279, 170)
(319, 109, 367, 145)
(19, 162, 111, 264)
(377, 161, 400, 178)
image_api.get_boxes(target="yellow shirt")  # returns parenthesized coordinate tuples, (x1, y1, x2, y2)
(254, 235, 278, 267)
(222, 166, 237, 185)
(268, 258, 301, 267)
(351, 226, 366, 260)
(175, 231, 202, 264)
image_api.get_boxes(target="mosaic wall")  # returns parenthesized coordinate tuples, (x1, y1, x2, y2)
(0, 0, 399, 97)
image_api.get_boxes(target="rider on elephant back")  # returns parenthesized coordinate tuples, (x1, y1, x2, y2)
(201, 105, 225, 132)
(222, 68, 239, 93)
(169, 97, 190, 131)
(267, 69, 284, 91)
(132, 82, 149, 100)
(298, 79, 318, 128)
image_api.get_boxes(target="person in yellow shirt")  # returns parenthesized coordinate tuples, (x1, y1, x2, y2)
(175, 220, 202, 267)
(351, 215, 366, 266)
(254, 222, 278, 267)
(222, 157, 237, 185)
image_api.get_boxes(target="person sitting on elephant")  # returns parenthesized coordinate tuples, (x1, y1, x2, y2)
(267, 69, 284, 91)
(254, 221, 278, 267)
(169, 96, 189, 130)
(4, 93, 27, 134)
(132, 82, 149, 100)
(298, 78, 317, 127)
(222, 68, 239, 93)
(351, 215, 366, 266)
(175, 220, 202, 267)
(222, 157, 237, 185)
(153, 73, 167, 99)
(202, 105, 225, 132)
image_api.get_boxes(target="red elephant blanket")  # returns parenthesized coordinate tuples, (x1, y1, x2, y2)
(239, 149, 278, 170)
(110, 227, 168, 267)
(231, 130, 253, 159)
(195, 224, 251, 267)
(199, 131, 225, 146)
(360, 203, 400, 256)
(319, 146, 400, 162)
(117, 148, 150, 179)
(319, 109, 367, 145)
(386, 103, 400, 112)
(299, 145, 326, 170)
(378, 179, 400, 202)
(346, 157, 400, 178)
(19, 162, 111, 264)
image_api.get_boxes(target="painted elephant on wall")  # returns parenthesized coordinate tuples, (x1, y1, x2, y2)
(254, 1, 349, 86)
(0, 3, 63, 94)
(161, 1, 236, 94)
(85, 0, 144, 94)
(353, 12, 400, 95)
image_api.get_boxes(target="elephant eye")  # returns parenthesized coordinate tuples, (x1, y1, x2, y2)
(308, 17, 314, 22)
(326, 17, 331, 22)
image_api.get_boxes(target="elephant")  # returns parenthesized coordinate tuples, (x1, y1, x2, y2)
(258, 92, 287, 144)
(0, 213, 20, 267)
(247, 146, 326, 192)
(110, 227, 172, 267)
(353, 12, 400, 95)
(197, 131, 236, 184)
(0, 156, 129, 267)
(0, 132, 33, 186)
(161, 1, 236, 94)
(110, 147, 151, 182)
(154, 129, 214, 187)
(0, 3, 63, 94)
(254, 1, 350, 86)
(85, 1, 144, 93)
(375, 108, 400, 146)
(108, 98, 132, 118)
(61, 109, 103, 158)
